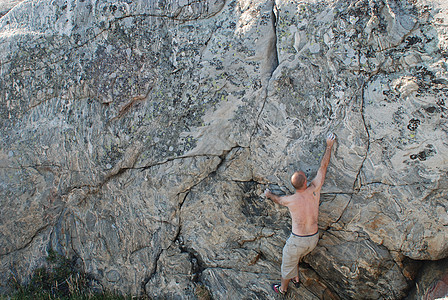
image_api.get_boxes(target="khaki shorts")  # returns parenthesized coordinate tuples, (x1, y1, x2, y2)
(281, 232, 319, 279)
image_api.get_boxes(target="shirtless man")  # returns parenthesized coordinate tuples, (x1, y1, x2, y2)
(265, 133, 336, 295)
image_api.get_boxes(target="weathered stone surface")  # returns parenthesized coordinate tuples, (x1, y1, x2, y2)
(1, 0, 447, 299)
(407, 258, 448, 299)
(0, 0, 23, 18)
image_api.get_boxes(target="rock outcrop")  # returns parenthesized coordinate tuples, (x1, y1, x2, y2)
(0, 0, 447, 299)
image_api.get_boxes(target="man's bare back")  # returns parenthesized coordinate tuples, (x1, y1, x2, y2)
(282, 184, 321, 235)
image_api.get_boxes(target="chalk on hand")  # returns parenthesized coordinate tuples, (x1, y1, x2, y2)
(327, 132, 335, 140)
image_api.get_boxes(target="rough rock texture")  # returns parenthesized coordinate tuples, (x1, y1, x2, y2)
(407, 258, 448, 299)
(0, 1, 23, 18)
(0, 0, 447, 299)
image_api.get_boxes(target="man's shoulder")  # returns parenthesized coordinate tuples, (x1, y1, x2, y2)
(305, 185, 321, 199)
(292, 189, 315, 200)
(306, 183, 317, 191)
(308, 180, 323, 191)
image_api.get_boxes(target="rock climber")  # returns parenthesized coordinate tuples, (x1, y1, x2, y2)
(264, 133, 336, 295)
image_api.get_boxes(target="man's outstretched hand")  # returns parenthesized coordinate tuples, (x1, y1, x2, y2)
(326, 132, 336, 148)
(264, 188, 283, 205)
(264, 188, 272, 199)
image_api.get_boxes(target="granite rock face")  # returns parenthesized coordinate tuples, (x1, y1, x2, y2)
(0, 0, 447, 299)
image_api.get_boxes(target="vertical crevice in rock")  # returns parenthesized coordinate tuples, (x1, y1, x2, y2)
(177, 238, 207, 288)
(353, 79, 371, 193)
(169, 190, 209, 297)
(141, 248, 164, 296)
(250, 1, 280, 141)
(269, 1, 279, 77)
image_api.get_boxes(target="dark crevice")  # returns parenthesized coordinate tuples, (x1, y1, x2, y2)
(250, 1, 280, 142)
(360, 181, 435, 188)
(0, 163, 63, 170)
(141, 152, 220, 171)
(353, 80, 371, 193)
(0, 224, 51, 259)
(269, 2, 280, 75)
(144, 145, 244, 297)
(141, 248, 164, 297)
(172, 194, 208, 291)
(208, 145, 243, 177)
(0, 1, 23, 19)
(178, 240, 207, 285)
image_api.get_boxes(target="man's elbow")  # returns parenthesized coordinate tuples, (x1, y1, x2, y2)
(274, 196, 284, 206)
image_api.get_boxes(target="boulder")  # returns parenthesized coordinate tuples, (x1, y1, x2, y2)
(1, 0, 447, 298)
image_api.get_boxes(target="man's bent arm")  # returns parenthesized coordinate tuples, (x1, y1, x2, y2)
(265, 189, 286, 206)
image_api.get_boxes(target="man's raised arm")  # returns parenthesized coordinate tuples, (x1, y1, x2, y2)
(311, 133, 336, 189)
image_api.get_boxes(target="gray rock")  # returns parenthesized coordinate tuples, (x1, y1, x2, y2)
(0, 0, 23, 18)
(407, 258, 448, 300)
(1, 0, 447, 299)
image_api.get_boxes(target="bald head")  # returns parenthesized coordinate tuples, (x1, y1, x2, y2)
(291, 171, 307, 190)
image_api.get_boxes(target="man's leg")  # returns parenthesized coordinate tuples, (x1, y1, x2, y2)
(293, 234, 319, 285)
(280, 277, 290, 292)
(294, 263, 300, 283)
